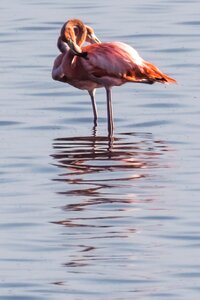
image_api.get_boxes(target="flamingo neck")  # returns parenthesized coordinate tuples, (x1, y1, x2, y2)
(60, 19, 87, 47)
(57, 36, 69, 53)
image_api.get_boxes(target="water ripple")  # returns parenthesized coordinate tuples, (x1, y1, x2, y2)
(51, 132, 168, 232)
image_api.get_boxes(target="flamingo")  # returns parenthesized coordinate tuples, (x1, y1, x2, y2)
(52, 19, 176, 136)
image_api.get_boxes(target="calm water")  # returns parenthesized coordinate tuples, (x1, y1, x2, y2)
(1, 0, 200, 299)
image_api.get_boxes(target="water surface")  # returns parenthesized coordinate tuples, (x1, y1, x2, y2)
(0, 0, 200, 299)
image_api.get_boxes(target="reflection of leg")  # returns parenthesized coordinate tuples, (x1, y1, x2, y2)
(108, 135, 114, 151)
(89, 89, 98, 126)
(106, 87, 114, 137)
(92, 122, 97, 137)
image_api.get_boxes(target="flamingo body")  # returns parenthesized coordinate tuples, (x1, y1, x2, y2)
(53, 41, 176, 90)
(76, 42, 176, 86)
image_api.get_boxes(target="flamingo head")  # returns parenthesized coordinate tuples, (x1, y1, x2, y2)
(85, 25, 101, 44)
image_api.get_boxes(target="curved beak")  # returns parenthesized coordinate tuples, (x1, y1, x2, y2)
(67, 39, 88, 59)
(67, 39, 81, 54)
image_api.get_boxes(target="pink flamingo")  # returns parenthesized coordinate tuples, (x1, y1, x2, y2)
(52, 19, 176, 136)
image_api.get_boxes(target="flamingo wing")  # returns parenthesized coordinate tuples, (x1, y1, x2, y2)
(80, 42, 176, 84)
(81, 42, 143, 80)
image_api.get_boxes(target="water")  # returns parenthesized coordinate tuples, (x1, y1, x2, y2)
(0, 0, 200, 299)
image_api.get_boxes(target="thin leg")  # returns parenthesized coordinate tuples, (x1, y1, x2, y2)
(105, 87, 114, 137)
(88, 89, 98, 126)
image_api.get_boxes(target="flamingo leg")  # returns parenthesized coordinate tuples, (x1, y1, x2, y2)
(106, 87, 114, 136)
(88, 89, 98, 126)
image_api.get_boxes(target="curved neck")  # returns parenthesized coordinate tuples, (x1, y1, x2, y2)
(57, 36, 69, 53)
(60, 19, 87, 47)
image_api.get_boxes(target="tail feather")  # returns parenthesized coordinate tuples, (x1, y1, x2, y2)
(142, 61, 177, 84)
(123, 61, 176, 85)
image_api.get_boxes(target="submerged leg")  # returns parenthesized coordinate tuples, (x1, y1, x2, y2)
(105, 87, 114, 137)
(88, 89, 98, 126)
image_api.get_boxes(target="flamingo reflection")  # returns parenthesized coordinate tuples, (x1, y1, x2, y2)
(51, 131, 168, 209)
(51, 131, 169, 269)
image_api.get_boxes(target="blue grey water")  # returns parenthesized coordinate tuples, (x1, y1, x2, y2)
(0, 0, 200, 299)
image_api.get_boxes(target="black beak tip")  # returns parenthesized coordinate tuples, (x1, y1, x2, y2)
(81, 52, 89, 60)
